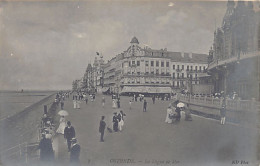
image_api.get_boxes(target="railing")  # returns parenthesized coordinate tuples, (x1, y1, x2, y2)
(177, 93, 258, 111)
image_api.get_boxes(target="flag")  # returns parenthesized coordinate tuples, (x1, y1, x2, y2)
(96, 52, 99, 56)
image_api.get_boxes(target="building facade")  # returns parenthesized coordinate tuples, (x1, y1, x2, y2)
(102, 37, 208, 94)
(208, 0, 260, 100)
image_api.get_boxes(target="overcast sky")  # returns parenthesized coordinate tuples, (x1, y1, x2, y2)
(0, 0, 247, 90)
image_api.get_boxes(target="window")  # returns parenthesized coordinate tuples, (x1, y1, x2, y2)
(177, 65, 180, 70)
(161, 72, 165, 76)
(137, 72, 140, 75)
(166, 62, 169, 67)
(195, 66, 197, 71)
(166, 72, 170, 76)
(156, 61, 159, 67)
(151, 71, 154, 75)
(203, 66, 206, 71)
(129, 61, 131, 66)
(195, 74, 197, 79)
(151, 61, 154, 67)
(199, 66, 201, 71)
(191, 66, 193, 71)
(137, 61, 140, 66)
(172, 73, 175, 79)
(161, 61, 164, 67)
(187, 66, 189, 71)
(132, 61, 135, 65)
(156, 69, 159, 75)
(182, 73, 184, 78)
(177, 81, 179, 87)
(172, 81, 175, 87)
(145, 61, 149, 66)
(177, 73, 179, 78)
(182, 65, 184, 70)
(173, 65, 175, 70)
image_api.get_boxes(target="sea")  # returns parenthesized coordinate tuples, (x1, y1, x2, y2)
(0, 90, 56, 120)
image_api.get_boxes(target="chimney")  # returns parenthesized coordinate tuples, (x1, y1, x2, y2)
(189, 52, 192, 59)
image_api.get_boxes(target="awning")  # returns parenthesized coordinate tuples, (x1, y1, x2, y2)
(102, 87, 110, 93)
(121, 86, 172, 94)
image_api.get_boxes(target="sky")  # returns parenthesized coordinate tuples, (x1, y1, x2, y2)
(0, 0, 254, 90)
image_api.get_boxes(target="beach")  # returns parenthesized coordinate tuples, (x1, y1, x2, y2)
(0, 91, 56, 157)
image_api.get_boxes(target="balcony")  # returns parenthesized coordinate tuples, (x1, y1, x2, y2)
(208, 51, 260, 70)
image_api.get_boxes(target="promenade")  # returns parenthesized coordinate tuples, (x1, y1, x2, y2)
(52, 94, 258, 166)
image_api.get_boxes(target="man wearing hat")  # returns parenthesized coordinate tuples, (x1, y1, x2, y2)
(64, 121, 76, 152)
(70, 138, 81, 165)
(99, 116, 106, 142)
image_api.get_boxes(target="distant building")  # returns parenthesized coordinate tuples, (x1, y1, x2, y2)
(208, 0, 260, 100)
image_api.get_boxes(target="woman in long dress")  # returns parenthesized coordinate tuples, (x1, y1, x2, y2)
(76, 100, 81, 109)
(73, 100, 77, 109)
(56, 116, 66, 134)
(112, 99, 117, 108)
(165, 104, 173, 124)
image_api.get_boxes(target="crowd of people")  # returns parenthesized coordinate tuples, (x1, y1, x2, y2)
(37, 90, 228, 166)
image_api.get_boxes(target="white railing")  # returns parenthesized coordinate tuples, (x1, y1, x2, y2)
(177, 94, 258, 111)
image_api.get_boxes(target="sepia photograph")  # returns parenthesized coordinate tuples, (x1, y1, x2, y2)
(0, 0, 259, 165)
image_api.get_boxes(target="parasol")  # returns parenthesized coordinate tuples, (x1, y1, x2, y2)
(177, 102, 185, 108)
(58, 110, 69, 116)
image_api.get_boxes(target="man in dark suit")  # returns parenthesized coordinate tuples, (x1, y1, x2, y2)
(99, 116, 106, 142)
(64, 121, 75, 152)
(70, 138, 80, 165)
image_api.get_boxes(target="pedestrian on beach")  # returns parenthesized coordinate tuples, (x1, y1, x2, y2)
(174, 100, 181, 122)
(112, 112, 119, 132)
(118, 110, 126, 131)
(220, 99, 226, 125)
(184, 104, 192, 121)
(165, 104, 173, 124)
(129, 100, 132, 110)
(70, 138, 81, 165)
(102, 96, 105, 108)
(76, 100, 81, 109)
(117, 99, 120, 108)
(143, 99, 147, 112)
(64, 121, 76, 152)
(38, 133, 54, 163)
(56, 116, 67, 134)
(73, 100, 77, 109)
(61, 101, 64, 110)
(99, 116, 106, 142)
(112, 99, 117, 109)
(152, 95, 155, 104)
(85, 97, 88, 104)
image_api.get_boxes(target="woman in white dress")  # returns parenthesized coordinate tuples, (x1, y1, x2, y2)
(73, 100, 77, 109)
(56, 116, 66, 134)
(112, 99, 117, 108)
(165, 104, 173, 124)
(76, 100, 81, 109)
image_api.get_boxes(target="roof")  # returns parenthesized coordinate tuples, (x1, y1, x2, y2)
(130, 37, 139, 44)
(144, 49, 208, 64)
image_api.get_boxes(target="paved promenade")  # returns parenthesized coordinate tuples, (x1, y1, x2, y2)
(52, 94, 258, 166)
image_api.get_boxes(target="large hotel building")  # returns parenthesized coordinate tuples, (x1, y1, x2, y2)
(81, 37, 208, 95)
